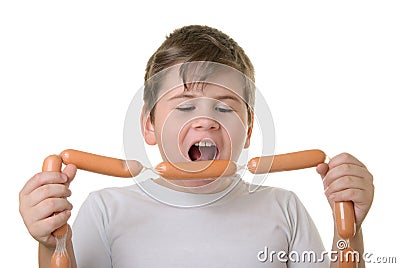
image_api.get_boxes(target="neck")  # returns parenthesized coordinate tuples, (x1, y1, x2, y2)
(153, 176, 234, 194)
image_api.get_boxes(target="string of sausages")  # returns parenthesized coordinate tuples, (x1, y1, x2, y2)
(43, 149, 356, 268)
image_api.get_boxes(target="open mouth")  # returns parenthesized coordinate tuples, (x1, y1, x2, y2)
(188, 140, 219, 161)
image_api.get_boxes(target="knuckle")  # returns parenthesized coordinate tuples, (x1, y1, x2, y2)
(33, 172, 42, 181)
(62, 186, 71, 196)
(348, 188, 357, 198)
(341, 152, 352, 160)
(45, 198, 57, 211)
(48, 216, 60, 230)
(37, 173, 48, 185)
(323, 172, 333, 184)
(341, 163, 352, 173)
(368, 173, 374, 182)
(19, 205, 28, 220)
(345, 176, 354, 184)
(42, 184, 52, 196)
(325, 191, 331, 199)
(25, 194, 36, 207)
(370, 183, 375, 195)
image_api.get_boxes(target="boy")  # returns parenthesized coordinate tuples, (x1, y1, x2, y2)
(19, 25, 374, 267)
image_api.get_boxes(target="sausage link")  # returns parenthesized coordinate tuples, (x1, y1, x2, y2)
(42, 155, 69, 268)
(60, 149, 143, 177)
(42, 155, 68, 238)
(247, 149, 326, 174)
(154, 160, 237, 179)
(50, 253, 70, 268)
(335, 201, 356, 240)
(42, 155, 62, 173)
(43, 148, 356, 261)
(248, 149, 356, 244)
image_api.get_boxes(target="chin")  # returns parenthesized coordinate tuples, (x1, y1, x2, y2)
(165, 178, 216, 188)
(185, 179, 216, 187)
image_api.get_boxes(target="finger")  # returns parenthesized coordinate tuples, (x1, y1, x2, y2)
(42, 210, 72, 234)
(316, 163, 329, 179)
(62, 164, 77, 187)
(328, 188, 366, 204)
(328, 152, 366, 170)
(324, 176, 366, 197)
(30, 210, 71, 239)
(28, 184, 72, 207)
(323, 163, 372, 188)
(31, 198, 73, 222)
(20, 172, 68, 196)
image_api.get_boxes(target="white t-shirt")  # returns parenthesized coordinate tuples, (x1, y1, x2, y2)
(72, 178, 329, 267)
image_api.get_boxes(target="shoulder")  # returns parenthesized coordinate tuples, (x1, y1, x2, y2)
(88, 183, 142, 197)
(77, 182, 157, 222)
(83, 183, 150, 208)
(238, 184, 309, 220)
(246, 184, 301, 204)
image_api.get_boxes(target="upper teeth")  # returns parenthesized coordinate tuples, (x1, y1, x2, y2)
(195, 141, 215, 147)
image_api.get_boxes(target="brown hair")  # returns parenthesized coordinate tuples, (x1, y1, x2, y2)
(144, 25, 255, 125)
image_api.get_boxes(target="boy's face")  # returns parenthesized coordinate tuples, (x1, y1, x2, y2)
(142, 65, 252, 186)
(142, 69, 253, 187)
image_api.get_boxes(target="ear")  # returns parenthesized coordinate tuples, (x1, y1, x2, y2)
(141, 106, 157, 145)
(244, 111, 254, 149)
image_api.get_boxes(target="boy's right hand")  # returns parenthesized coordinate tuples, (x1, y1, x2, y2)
(19, 164, 77, 249)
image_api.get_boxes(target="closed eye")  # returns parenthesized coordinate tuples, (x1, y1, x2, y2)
(215, 106, 234, 113)
(176, 106, 195, 112)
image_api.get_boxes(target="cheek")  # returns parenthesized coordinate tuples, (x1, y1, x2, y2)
(225, 125, 247, 147)
(219, 114, 248, 151)
(154, 108, 184, 138)
(154, 110, 188, 161)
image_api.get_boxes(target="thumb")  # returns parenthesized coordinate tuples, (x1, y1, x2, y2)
(316, 163, 329, 180)
(62, 164, 77, 186)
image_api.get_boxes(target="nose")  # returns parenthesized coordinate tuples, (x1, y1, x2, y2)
(190, 117, 220, 130)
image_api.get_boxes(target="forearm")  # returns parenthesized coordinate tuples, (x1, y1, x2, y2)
(330, 226, 364, 268)
(38, 239, 77, 268)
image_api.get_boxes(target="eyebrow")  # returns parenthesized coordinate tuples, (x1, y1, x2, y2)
(168, 93, 242, 103)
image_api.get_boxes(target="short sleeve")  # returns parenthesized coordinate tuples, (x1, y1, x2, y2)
(72, 192, 112, 268)
(286, 192, 329, 268)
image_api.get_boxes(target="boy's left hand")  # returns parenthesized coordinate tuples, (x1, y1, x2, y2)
(316, 153, 374, 228)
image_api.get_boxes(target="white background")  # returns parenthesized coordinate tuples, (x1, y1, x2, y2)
(1, 0, 399, 266)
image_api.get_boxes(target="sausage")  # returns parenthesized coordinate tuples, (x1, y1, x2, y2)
(43, 148, 356, 258)
(60, 149, 143, 177)
(155, 150, 326, 179)
(247, 149, 326, 174)
(42, 155, 67, 238)
(154, 160, 237, 179)
(59, 149, 325, 179)
(42, 155, 62, 173)
(51, 253, 70, 268)
(335, 201, 356, 240)
(42, 155, 69, 268)
(247, 149, 356, 243)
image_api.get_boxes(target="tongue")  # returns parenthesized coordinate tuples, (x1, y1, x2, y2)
(199, 146, 217, 161)
(189, 145, 217, 161)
